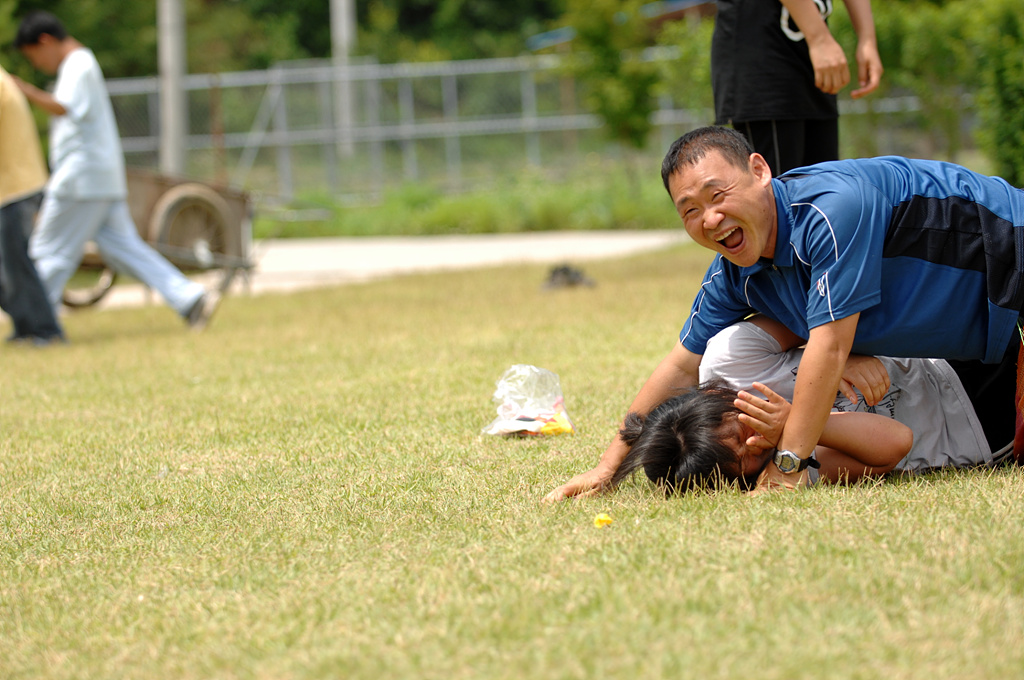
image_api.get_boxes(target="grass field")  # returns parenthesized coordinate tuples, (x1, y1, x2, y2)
(2, 244, 1023, 679)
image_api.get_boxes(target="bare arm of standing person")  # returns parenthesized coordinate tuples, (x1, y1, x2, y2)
(542, 341, 703, 502)
(753, 313, 860, 492)
(841, 0, 883, 98)
(779, 0, 850, 95)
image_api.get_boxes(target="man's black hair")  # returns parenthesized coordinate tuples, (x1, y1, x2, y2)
(611, 381, 758, 493)
(14, 10, 68, 48)
(660, 126, 755, 195)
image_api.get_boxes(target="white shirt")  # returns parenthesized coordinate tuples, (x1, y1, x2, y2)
(48, 48, 126, 199)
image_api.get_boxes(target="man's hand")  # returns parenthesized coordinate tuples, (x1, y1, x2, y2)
(542, 466, 613, 503)
(850, 39, 883, 98)
(839, 354, 890, 406)
(735, 381, 791, 449)
(806, 34, 851, 95)
(750, 462, 808, 496)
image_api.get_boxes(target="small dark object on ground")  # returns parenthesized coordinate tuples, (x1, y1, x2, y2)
(543, 264, 596, 290)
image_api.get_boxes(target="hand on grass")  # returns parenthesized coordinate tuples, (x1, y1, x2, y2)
(543, 466, 611, 503)
(749, 461, 808, 496)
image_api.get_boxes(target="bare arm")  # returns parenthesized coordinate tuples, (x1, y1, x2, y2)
(779, 0, 849, 95)
(840, 0, 883, 98)
(542, 340, 702, 502)
(815, 411, 912, 482)
(755, 313, 859, 491)
(748, 315, 890, 406)
(737, 382, 912, 483)
(13, 76, 67, 116)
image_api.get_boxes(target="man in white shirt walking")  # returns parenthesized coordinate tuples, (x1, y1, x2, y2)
(14, 10, 219, 331)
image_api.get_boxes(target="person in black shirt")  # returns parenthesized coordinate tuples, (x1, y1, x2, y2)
(711, 0, 883, 175)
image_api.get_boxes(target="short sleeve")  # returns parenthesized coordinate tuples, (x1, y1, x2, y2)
(793, 176, 888, 329)
(679, 257, 756, 355)
(53, 51, 93, 122)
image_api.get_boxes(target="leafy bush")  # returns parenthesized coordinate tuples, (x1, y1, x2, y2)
(972, 0, 1024, 186)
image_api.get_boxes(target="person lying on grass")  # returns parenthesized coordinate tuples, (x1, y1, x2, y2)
(610, 315, 1009, 493)
(611, 379, 910, 491)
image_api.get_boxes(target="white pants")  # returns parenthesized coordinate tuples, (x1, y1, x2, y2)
(30, 195, 204, 316)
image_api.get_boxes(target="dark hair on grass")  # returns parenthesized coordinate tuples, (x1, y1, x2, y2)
(15, 10, 67, 48)
(661, 126, 755, 195)
(610, 381, 758, 493)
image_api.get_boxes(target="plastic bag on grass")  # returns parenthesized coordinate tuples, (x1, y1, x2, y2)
(482, 364, 575, 437)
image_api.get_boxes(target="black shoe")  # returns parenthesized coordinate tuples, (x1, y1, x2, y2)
(6, 333, 67, 347)
(185, 291, 222, 331)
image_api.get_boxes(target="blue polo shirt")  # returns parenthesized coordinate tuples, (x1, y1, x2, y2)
(680, 157, 1024, 363)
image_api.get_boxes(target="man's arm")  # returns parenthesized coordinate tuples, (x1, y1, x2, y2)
(542, 340, 702, 502)
(754, 313, 860, 492)
(737, 382, 912, 482)
(779, 0, 850, 95)
(840, 0, 883, 98)
(13, 76, 66, 116)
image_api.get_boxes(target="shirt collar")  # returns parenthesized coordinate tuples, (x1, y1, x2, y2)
(768, 177, 793, 267)
(733, 179, 791, 275)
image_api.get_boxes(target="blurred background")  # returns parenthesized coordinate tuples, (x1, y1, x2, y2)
(2, 0, 1022, 236)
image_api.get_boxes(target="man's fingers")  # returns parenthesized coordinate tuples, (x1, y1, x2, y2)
(751, 382, 783, 403)
(542, 487, 570, 503)
(838, 378, 859, 405)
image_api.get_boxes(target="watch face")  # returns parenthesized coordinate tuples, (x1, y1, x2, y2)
(774, 450, 799, 473)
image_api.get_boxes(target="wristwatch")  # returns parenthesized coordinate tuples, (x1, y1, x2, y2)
(774, 450, 821, 474)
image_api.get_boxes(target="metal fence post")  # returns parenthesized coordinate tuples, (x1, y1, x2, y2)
(521, 70, 540, 166)
(273, 73, 294, 200)
(442, 74, 461, 191)
(318, 79, 339, 190)
(399, 78, 418, 182)
(366, 77, 384, 198)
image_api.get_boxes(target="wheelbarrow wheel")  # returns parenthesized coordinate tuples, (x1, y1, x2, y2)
(150, 183, 232, 269)
(62, 267, 118, 308)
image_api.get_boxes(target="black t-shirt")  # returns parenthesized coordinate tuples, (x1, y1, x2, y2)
(711, 0, 839, 124)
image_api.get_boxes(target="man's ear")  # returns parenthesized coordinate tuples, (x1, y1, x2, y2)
(748, 152, 773, 186)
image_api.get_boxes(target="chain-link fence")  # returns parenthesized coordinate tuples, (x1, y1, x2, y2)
(107, 53, 929, 207)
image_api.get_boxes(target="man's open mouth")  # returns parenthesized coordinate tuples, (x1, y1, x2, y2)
(716, 227, 743, 250)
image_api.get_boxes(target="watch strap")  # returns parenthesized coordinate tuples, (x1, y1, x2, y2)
(797, 454, 821, 471)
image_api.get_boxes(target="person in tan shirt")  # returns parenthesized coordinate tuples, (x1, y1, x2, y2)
(0, 64, 64, 344)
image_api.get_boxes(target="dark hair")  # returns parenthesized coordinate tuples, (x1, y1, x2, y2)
(660, 126, 754, 195)
(14, 10, 67, 48)
(611, 381, 757, 493)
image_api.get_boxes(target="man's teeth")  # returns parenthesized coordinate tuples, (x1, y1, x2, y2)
(716, 228, 737, 243)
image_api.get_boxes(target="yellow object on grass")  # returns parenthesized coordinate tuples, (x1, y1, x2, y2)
(593, 513, 613, 528)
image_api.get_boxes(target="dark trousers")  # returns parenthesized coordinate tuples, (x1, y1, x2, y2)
(947, 333, 1019, 455)
(736, 119, 840, 177)
(0, 192, 64, 340)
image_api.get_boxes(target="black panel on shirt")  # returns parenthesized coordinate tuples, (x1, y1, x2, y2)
(884, 195, 1024, 311)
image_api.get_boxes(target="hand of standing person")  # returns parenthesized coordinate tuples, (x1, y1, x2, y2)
(843, 0, 884, 98)
(780, 0, 850, 95)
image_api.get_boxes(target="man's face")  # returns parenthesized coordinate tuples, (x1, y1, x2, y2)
(19, 35, 63, 75)
(667, 150, 777, 268)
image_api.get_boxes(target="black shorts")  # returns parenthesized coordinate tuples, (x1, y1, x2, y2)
(735, 119, 840, 176)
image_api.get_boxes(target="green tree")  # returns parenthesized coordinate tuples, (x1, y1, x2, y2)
(972, 0, 1024, 186)
(562, 0, 659, 150)
(655, 15, 714, 115)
